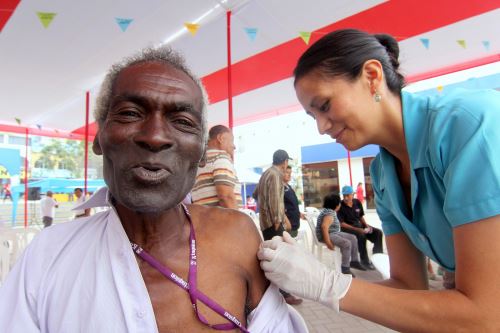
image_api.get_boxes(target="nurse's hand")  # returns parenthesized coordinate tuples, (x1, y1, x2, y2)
(257, 232, 352, 311)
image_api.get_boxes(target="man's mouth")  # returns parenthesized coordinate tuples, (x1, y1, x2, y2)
(131, 164, 171, 185)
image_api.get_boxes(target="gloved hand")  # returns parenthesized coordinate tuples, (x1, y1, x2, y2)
(257, 231, 352, 311)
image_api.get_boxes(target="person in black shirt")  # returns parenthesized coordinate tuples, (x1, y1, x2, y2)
(283, 166, 303, 238)
(337, 185, 383, 269)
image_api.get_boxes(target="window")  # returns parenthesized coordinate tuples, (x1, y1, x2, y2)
(8, 135, 31, 146)
(302, 161, 339, 208)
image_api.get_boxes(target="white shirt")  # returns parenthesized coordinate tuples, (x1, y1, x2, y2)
(39, 197, 57, 218)
(0, 187, 304, 332)
(72, 194, 86, 216)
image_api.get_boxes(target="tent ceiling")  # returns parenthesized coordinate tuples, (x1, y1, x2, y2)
(0, 0, 498, 138)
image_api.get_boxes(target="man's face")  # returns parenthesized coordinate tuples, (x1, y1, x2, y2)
(93, 61, 205, 213)
(74, 189, 82, 198)
(219, 131, 235, 158)
(344, 193, 354, 203)
(284, 168, 292, 183)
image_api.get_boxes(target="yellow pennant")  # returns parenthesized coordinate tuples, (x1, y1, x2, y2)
(457, 40, 467, 49)
(184, 23, 200, 36)
(37, 12, 57, 29)
(299, 31, 312, 45)
(437, 85, 443, 92)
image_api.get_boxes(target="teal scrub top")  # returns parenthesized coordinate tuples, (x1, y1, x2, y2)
(370, 89, 500, 271)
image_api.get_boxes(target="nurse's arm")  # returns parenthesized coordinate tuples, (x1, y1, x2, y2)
(339, 215, 500, 332)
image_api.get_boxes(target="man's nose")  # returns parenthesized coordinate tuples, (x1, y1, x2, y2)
(134, 113, 173, 152)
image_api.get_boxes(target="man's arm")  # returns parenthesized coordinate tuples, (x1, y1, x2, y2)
(320, 216, 335, 250)
(214, 184, 237, 209)
(340, 215, 500, 332)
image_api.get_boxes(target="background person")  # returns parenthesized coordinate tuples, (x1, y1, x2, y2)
(73, 188, 90, 218)
(39, 191, 58, 228)
(255, 149, 301, 305)
(192, 125, 242, 209)
(356, 182, 364, 206)
(316, 193, 366, 276)
(338, 185, 383, 270)
(258, 28, 500, 331)
(283, 165, 304, 238)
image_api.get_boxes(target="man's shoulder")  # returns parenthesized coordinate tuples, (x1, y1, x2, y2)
(188, 205, 259, 244)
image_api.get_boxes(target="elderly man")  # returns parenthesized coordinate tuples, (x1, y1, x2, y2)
(0, 47, 301, 332)
(192, 125, 242, 208)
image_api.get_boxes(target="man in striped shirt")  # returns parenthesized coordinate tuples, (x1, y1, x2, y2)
(192, 125, 242, 208)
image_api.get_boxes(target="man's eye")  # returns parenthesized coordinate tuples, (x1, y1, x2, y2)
(173, 118, 194, 127)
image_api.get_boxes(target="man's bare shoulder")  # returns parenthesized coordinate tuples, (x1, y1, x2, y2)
(187, 204, 260, 242)
(187, 204, 268, 309)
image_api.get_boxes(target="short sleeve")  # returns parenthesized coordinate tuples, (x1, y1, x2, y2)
(430, 90, 500, 226)
(370, 155, 404, 236)
(212, 152, 237, 187)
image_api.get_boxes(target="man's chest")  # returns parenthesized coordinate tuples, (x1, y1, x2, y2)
(139, 255, 247, 332)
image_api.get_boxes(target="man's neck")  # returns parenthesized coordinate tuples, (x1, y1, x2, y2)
(344, 199, 353, 207)
(115, 202, 189, 252)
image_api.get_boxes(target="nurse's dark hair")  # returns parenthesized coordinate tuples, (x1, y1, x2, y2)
(323, 192, 341, 210)
(294, 29, 405, 94)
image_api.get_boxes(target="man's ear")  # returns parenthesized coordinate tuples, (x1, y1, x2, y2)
(92, 132, 103, 156)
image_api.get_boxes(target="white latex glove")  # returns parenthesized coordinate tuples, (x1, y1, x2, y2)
(257, 231, 352, 312)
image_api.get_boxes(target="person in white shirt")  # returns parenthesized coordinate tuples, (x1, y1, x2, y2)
(0, 45, 303, 333)
(73, 187, 90, 218)
(39, 191, 58, 228)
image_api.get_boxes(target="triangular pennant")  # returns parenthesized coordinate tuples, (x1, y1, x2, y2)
(15, 118, 21, 125)
(54, 129, 59, 134)
(457, 40, 466, 49)
(36, 12, 57, 29)
(482, 40, 490, 51)
(299, 31, 311, 45)
(436, 85, 444, 93)
(184, 23, 200, 36)
(115, 18, 133, 32)
(36, 124, 42, 130)
(420, 38, 430, 49)
(244, 27, 258, 41)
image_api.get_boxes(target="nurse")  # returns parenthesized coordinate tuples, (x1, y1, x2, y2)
(258, 28, 500, 331)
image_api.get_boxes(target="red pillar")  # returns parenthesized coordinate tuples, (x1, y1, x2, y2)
(24, 128, 29, 228)
(84, 91, 90, 196)
(226, 10, 233, 129)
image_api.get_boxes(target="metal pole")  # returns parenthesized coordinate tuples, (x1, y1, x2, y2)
(226, 10, 233, 129)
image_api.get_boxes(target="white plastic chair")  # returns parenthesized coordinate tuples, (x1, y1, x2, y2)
(371, 253, 390, 279)
(0, 231, 17, 285)
(304, 214, 329, 260)
(240, 208, 263, 240)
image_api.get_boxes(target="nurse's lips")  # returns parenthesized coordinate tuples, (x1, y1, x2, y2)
(332, 127, 346, 141)
(131, 163, 171, 185)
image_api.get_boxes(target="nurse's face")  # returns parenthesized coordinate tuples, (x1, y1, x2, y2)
(295, 71, 376, 151)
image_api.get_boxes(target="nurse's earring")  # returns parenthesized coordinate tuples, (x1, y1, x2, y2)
(373, 91, 381, 102)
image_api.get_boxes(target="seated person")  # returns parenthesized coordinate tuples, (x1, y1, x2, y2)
(316, 193, 367, 275)
(0, 46, 301, 332)
(338, 186, 384, 270)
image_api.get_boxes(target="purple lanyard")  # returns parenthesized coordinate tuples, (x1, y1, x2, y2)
(131, 205, 250, 333)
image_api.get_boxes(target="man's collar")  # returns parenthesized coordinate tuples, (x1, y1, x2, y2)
(72, 187, 110, 211)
